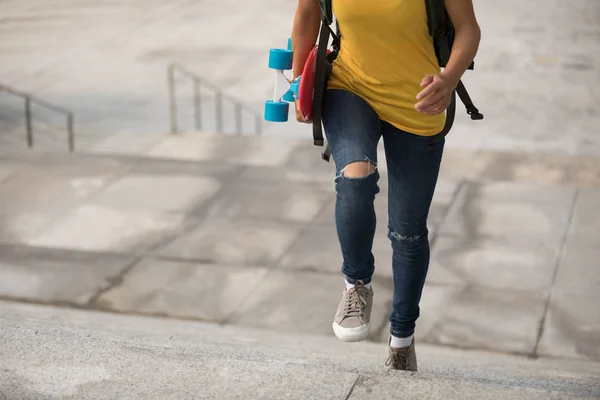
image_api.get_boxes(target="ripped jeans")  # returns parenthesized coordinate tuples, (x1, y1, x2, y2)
(322, 89, 444, 338)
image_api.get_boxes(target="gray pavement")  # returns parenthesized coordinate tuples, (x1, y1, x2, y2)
(1, 301, 599, 400)
(0, 133, 599, 364)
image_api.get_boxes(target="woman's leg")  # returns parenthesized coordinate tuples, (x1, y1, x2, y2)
(382, 123, 444, 357)
(322, 89, 382, 342)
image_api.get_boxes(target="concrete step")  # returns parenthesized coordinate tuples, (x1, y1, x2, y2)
(1, 301, 599, 400)
(83, 130, 600, 188)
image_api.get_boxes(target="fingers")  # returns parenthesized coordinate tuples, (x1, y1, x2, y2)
(420, 74, 435, 89)
(415, 89, 446, 111)
(417, 75, 440, 100)
(294, 100, 313, 123)
(295, 109, 311, 123)
(296, 115, 312, 123)
(418, 97, 449, 115)
(416, 82, 439, 102)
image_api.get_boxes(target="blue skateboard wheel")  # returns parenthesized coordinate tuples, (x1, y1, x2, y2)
(264, 100, 289, 122)
(268, 49, 293, 70)
(282, 90, 295, 102)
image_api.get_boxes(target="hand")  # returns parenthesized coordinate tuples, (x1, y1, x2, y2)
(415, 74, 458, 115)
(295, 100, 311, 123)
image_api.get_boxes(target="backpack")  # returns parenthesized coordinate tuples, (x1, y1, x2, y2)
(312, 0, 484, 161)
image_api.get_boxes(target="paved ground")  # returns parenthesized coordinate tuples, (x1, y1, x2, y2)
(0, 133, 599, 363)
(0, 0, 599, 394)
(2, 301, 599, 400)
(0, 0, 599, 155)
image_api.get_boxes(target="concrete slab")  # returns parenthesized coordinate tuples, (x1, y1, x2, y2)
(567, 188, 600, 248)
(538, 292, 600, 361)
(24, 205, 188, 253)
(0, 212, 57, 245)
(0, 245, 132, 305)
(377, 284, 465, 343)
(157, 217, 302, 266)
(431, 180, 461, 205)
(237, 164, 333, 186)
(90, 174, 222, 213)
(427, 236, 559, 292)
(278, 223, 343, 275)
(145, 132, 298, 167)
(278, 221, 397, 280)
(96, 259, 269, 322)
(437, 149, 600, 188)
(205, 181, 333, 224)
(126, 157, 241, 179)
(554, 244, 600, 298)
(231, 269, 393, 338)
(423, 285, 547, 355)
(348, 373, 598, 400)
(445, 181, 577, 206)
(2, 302, 599, 400)
(0, 304, 359, 400)
(439, 182, 574, 244)
(0, 156, 126, 214)
(87, 131, 166, 156)
(0, 160, 24, 183)
(280, 141, 337, 180)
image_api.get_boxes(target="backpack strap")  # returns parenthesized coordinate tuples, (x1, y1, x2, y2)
(427, 5, 483, 149)
(312, 0, 337, 162)
(425, 0, 447, 39)
(312, 21, 332, 149)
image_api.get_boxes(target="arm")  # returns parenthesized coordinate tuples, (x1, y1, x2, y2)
(415, 0, 481, 115)
(292, 0, 321, 79)
(440, 0, 481, 87)
(291, 0, 321, 122)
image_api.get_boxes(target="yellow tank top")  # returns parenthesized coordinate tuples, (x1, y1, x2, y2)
(327, 0, 445, 136)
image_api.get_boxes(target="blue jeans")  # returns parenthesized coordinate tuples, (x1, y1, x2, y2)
(322, 89, 444, 338)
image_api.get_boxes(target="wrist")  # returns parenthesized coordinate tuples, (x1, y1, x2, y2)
(440, 70, 461, 90)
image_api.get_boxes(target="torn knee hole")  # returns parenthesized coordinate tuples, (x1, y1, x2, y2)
(390, 231, 427, 243)
(340, 160, 377, 179)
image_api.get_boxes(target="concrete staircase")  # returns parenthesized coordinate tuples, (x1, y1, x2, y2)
(1, 133, 600, 398)
(2, 301, 599, 400)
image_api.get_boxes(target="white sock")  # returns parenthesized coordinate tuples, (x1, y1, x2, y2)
(390, 334, 414, 349)
(345, 280, 371, 290)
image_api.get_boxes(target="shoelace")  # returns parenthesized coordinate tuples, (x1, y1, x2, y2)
(385, 348, 410, 370)
(342, 283, 368, 318)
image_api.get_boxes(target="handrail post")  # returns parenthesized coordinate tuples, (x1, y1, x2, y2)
(168, 65, 178, 134)
(215, 91, 223, 133)
(193, 79, 201, 130)
(165, 64, 265, 137)
(67, 114, 75, 152)
(24, 97, 33, 148)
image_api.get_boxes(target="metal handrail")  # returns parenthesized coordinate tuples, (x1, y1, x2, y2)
(0, 84, 75, 152)
(168, 63, 263, 136)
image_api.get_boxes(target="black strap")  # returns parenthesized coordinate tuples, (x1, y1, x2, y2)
(312, 20, 331, 148)
(456, 81, 484, 120)
(322, 144, 331, 161)
(428, 36, 483, 148)
(429, 89, 456, 149)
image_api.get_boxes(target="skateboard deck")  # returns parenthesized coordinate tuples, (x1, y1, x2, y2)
(298, 45, 331, 120)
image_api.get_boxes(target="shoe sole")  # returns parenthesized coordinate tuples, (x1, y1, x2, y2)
(332, 322, 371, 342)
